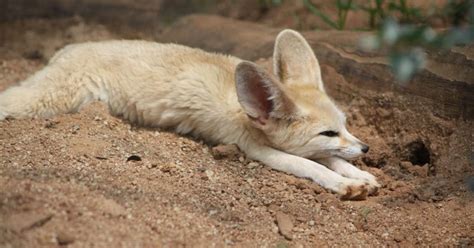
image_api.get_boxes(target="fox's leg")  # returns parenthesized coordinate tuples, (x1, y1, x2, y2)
(244, 144, 370, 200)
(317, 157, 380, 195)
(0, 68, 102, 120)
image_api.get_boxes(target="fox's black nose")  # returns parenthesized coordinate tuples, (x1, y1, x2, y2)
(361, 145, 369, 153)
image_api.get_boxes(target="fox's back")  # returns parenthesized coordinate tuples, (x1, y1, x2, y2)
(52, 40, 241, 95)
(16, 40, 246, 143)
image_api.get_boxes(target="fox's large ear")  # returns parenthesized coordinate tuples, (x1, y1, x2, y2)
(273, 29, 324, 92)
(235, 61, 294, 127)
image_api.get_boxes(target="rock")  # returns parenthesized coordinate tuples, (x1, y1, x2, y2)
(376, 107, 392, 118)
(400, 161, 413, 170)
(200, 172, 209, 181)
(44, 120, 60, 128)
(56, 231, 75, 245)
(147, 163, 158, 169)
(393, 231, 404, 243)
(284, 175, 297, 186)
(96, 198, 127, 217)
(211, 144, 241, 160)
(247, 162, 259, 169)
(294, 180, 308, 190)
(160, 163, 176, 173)
(3, 212, 53, 232)
(205, 170, 216, 182)
(387, 181, 406, 191)
(410, 164, 429, 177)
(309, 183, 324, 195)
(275, 211, 293, 240)
(71, 125, 80, 134)
(362, 150, 388, 168)
(400, 161, 429, 177)
(413, 187, 437, 202)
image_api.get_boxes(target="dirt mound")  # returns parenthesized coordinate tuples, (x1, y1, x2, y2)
(0, 17, 473, 247)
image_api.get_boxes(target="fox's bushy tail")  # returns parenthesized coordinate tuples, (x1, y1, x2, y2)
(0, 67, 102, 120)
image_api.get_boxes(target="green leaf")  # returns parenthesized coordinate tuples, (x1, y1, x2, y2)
(390, 49, 425, 82)
(381, 18, 400, 45)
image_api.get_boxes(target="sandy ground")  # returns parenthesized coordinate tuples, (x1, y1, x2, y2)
(0, 17, 473, 247)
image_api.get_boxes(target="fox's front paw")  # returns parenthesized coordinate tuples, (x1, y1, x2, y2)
(337, 179, 369, 200)
(355, 171, 380, 195)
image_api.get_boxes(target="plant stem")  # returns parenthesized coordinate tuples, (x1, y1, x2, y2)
(302, 0, 339, 29)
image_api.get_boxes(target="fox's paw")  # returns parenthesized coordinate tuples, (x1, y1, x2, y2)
(365, 178, 381, 196)
(337, 180, 369, 200)
(355, 171, 380, 196)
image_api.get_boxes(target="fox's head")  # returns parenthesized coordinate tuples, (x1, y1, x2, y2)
(235, 29, 369, 160)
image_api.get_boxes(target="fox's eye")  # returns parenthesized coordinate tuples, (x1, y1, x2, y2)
(319, 131, 339, 137)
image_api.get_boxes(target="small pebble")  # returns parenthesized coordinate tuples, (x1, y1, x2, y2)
(56, 231, 75, 246)
(275, 211, 293, 240)
(211, 144, 241, 160)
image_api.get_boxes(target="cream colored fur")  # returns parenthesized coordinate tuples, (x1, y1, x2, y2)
(0, 30, 380, 199)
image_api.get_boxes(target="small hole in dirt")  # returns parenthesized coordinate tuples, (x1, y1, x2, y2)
(404, 141, 431, 166)
(127, 155, 142, 162)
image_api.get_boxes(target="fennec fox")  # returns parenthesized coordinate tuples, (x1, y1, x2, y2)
(0, 30, 380, 199)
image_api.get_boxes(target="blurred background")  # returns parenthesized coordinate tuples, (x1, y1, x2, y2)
(1, 0, 471, 30)
(1, 0, 472, 81)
